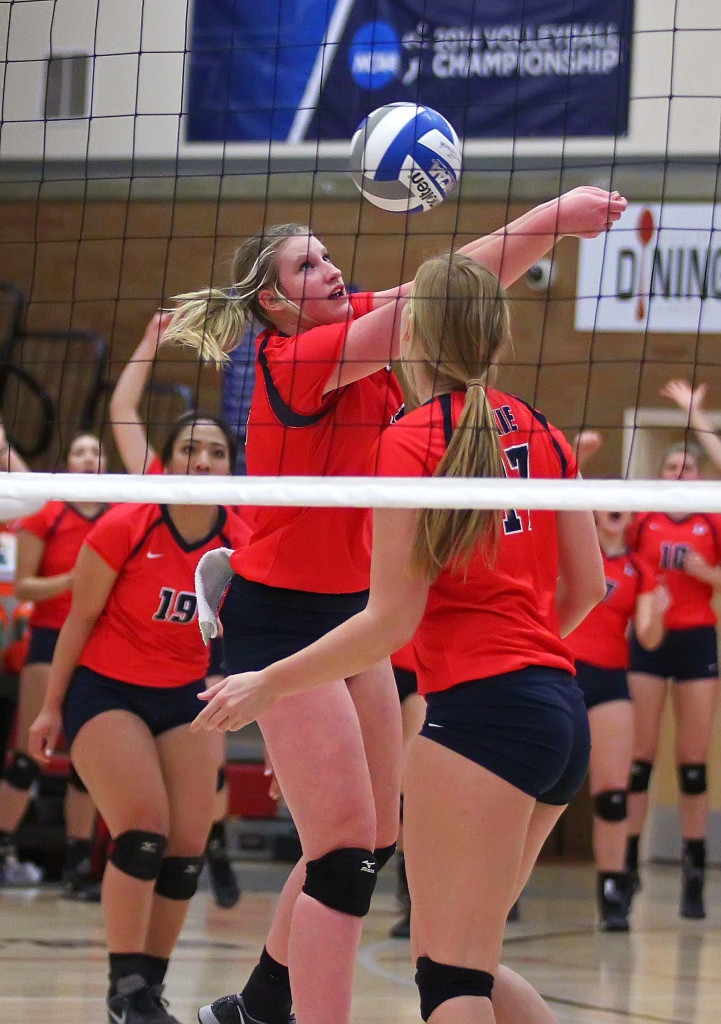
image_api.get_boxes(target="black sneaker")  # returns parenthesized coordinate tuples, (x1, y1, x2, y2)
(62, 864, 102, 902)
(198, 993, 295, 1024)
(598, 873, 630, 933)
(207, 850, 241, 909)
(107, 974, 183, 1024)
(389, 906, 410, 939)
(681, 867, 706, 919)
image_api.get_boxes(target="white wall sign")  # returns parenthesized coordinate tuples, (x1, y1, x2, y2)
(575, 202, 721, 333)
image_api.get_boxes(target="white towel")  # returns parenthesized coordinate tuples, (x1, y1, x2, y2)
(194, 547, 235, 646)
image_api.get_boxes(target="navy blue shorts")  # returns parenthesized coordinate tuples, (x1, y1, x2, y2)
(393, 666, 418, 703)
(629, 626, 718, 682)
(220, 575, 369, 673)
(26, 626, 60, 666)
(575, 661, 630, 710)
(62, 666, 207, 750)
(420, 668, 590, 806)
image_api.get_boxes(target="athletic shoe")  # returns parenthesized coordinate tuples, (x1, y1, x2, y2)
(389, 906, 410, 938)
(206, 849, 241, 909)
(628, 869, 641, 896)
(62, 873, 102, 901)
(597, 873, 630, 933)
(107, 974, 183, 1024)
(198, 992, 295, 1024)
(680, 867, 705, 919)
(0, 852, 44, 886)
(62, 859, 102, 902)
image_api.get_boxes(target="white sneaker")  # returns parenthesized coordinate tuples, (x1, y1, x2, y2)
(0, 853, 44, 886)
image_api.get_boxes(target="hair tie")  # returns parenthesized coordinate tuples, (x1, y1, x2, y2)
(465, 378, 485, 390)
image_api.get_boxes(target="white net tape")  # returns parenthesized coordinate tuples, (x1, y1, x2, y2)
(3, 474, 721, 516)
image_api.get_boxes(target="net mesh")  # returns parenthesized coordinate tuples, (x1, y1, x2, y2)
(1, 1, 721, 509)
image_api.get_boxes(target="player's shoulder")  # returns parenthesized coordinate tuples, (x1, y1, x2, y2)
(19, 500, 65, 531)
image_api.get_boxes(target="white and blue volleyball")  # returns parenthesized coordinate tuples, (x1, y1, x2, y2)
(350, 103, 461, 213)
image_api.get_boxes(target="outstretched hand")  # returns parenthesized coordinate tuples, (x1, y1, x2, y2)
(573, 430, 603, 471)
(554, 187, 627, 239)
(191, 670, 278, 733)
(660, 378, 707, 416)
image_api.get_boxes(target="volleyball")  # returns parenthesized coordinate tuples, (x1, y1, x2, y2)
(350, 103, 461, 213)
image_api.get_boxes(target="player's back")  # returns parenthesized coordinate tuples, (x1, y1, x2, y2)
(376, 388, 577, 694)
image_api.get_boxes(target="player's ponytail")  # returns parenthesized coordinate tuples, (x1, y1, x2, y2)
(405, 253, 509, 579)
(164, 223, 310, 364)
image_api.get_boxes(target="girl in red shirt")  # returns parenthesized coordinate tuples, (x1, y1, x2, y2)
(192, 253, 607, 1024)
(29, 417, 246, 1024)
(625, 442, 721, 920)
(109, 323, 246, 909)
(566, 510, 669, 931)
(171, 189, 624, 1024)
(0, 433, 108, 895)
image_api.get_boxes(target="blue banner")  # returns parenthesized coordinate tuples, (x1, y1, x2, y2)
(187, 0, 633, 142)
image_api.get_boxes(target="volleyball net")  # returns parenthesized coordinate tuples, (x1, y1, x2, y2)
(2, 1, 721, 512)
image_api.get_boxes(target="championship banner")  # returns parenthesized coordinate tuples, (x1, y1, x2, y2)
(575, 204, 721, 334)
(187, 0, 633, 142)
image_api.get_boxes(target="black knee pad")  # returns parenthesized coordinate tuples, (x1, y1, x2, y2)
(374, 842, 397, 871)
(68, 766, 88, 793)
(109, 830, 167, 881)
(155, 855, 204, 900)
(593, 789, 627, 822)
(629, 760, 653, 793)
(216, 766, 226, 792)
(678, 763, 707, 795)
(303, 847, 378, 917)
(4, 752, 40, 791)
(415, 956, 494, 1021)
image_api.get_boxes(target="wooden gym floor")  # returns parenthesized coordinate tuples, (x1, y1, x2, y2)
(0, 860, 719, 1024)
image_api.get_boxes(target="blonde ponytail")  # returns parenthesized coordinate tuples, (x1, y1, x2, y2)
(164, 288, 249, 365)
(406, 253, 509, 579)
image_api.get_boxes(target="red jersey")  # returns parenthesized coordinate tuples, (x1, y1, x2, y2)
(375, 390, 578, 696)
(79, 503, 247, 688)
(566, 550, 656, 669)
(231, 293, 404, 593)
(627, 512, 721, 630)
(391, 640, 416, 672)
(19, 502, 109, 629)
(146, 455, 163, 474)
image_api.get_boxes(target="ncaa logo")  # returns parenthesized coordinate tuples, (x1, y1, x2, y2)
(350, 22, 401, 90)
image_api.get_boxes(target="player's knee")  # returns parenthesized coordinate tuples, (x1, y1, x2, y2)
(216, 766, 226, 792)
(303, 847, 378, 917)
(415, 956, 494, 1022)
(629, 759, 653, 793)
(67, 766, 88, 793)
(593, 789, 627, 822)
(155, 855, 204, 899)
(108, 830, 167, 881)
(678, 763, 707, 795)
(374, 842, 397, 871)
(4, 752, 40, 791)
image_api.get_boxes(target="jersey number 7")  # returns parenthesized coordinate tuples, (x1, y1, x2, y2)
(501, 443, 530, 535)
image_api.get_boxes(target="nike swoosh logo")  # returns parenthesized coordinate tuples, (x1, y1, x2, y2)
(426, 723, 443, 729)
(146, 552, 163, 559)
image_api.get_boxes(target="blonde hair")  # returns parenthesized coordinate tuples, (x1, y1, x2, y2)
(163, 223, 310, 364)
(405, 253, 510, 579)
